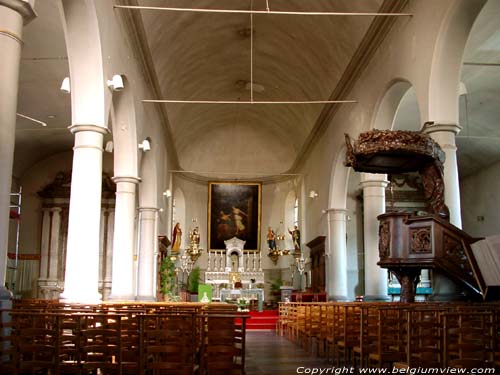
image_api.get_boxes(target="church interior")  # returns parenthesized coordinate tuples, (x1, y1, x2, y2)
(1, 0, 500, 373)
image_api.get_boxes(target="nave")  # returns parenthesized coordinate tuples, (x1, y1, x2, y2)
(246, 331, 329, 375)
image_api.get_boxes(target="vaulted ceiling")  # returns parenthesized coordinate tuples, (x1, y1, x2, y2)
(12, 0, 500, 182)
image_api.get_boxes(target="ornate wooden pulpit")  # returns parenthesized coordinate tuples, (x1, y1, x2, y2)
(345, 127, 486, 302)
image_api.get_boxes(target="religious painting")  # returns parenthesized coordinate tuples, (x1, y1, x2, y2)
(208, 182, 261, 251)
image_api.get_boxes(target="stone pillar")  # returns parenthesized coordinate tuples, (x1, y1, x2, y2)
(60, 125, 108, 303)
(136, 207, 158, 301)
(423, 123, 465, 301)
(423, 123, 462, 228)
(38, 209, 51, 280)
(101, 208, 114, 300)
(326, 209, 348, 300)
(420, 269, 431, 288)
(38, 207, 62, 299)
(0, 0, 35, 304)
(48, 208, 62, 282)
(108, 177, 140, 300)
(360, 173, 390, 301)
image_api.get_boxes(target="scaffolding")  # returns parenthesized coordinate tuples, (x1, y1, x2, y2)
(8, 187, 22, 294)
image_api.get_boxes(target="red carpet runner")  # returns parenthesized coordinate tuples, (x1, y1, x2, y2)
(244, 309, 279, 330)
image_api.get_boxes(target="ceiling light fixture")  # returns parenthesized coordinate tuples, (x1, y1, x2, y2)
(138, 138, 151, 152)
(107, 74, 125, 91)
(104, 141, 114, 153)
(60, 77, 70, 93)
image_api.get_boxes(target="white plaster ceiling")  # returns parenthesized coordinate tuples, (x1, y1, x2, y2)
(138, 0, 383, 176)
(13, 0, 500, 182)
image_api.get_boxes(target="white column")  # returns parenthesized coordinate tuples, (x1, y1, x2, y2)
(102, 209, 114, 300)
(60, 125, 108, 303)
(423, 123, 465, 300)
(327, 209, 348, 300)
(38, 209, 51, 280)
(360, 173, 390, 301)
(48, 208, 62, 281)
(423, 123, 462, 228)
(109, 177, 140, 300)
(137, 207, 158, 301)
(420, 270, 431, 288)
(0, 0, 35, 302)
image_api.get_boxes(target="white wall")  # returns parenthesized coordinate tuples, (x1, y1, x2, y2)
(17, 152, 114, 256)
(460, 160, 500, 237)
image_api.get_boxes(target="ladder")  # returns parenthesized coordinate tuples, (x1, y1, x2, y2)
(8, 186, 22, 293)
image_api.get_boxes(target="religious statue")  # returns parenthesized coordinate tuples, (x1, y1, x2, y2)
(189, 226, 200, 250)
(267, 227, 276, 251)
(289, 225, 301, 253)
(172, 222, 182, 253)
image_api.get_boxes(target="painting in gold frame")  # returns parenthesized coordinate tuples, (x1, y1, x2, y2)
(208, 182, 261, 251)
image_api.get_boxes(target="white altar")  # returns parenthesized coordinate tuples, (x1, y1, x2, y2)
(220, 288, 264, 311)
(204, 237, 265, 299)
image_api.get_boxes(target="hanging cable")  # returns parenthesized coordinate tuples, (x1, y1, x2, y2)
(250, 0, 254, 103)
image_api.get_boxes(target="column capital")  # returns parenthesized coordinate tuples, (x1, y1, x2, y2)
(422, 122, 461, 135)
(112, 176, 141, 184)
(138, 206, 159, 213)
(359, 179, 389, 189)
(0, 0, 36, 24)
(68, 124, 109, 135)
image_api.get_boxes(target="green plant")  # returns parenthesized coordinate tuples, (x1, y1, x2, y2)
(187, 266, 201, 293)
(160, 256, 176, 300)
(269, 277, 283, 294)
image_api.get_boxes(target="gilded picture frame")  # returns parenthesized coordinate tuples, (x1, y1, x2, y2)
(208, 182, 262, 251)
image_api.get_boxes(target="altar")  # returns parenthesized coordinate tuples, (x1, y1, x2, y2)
(204, 237, 265, 299)
(220, 288, 264, 312)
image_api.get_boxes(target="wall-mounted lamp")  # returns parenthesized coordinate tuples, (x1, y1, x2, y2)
(309, 190, 318, 199)
(60, 77, 70, 93)
(104, 141, 114, 153)
(163, 189, 172, 198)
(138, 138, 151, 152)
(107, 74, 124, 91)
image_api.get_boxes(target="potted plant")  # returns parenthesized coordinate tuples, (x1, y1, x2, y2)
(187, 266, 201, 302)
(159, 256, 177, 301)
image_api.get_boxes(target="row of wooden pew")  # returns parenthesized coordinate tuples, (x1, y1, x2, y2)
(0, 300, 249, 375)
(277, 301, 500, 370)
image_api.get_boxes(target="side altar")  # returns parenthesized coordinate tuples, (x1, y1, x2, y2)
(204, 237, 265, 300)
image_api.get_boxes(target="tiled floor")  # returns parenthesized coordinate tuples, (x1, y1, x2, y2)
(245, 331, 331, 375)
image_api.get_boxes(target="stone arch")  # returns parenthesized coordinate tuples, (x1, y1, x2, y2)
(427, 0, 487, 124)
(371, 80, 415, 131)
(59, 0, 108, 128)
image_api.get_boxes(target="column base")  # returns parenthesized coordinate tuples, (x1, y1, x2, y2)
(38, 279, 63, 300)
(363, 294, 391, 302)
(135, 295, 157, 302)
(328, 295, 349, 301)
(0, 285, 13, 301)
(60, 291, 102, 304)
(107, 294, 136, 302)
